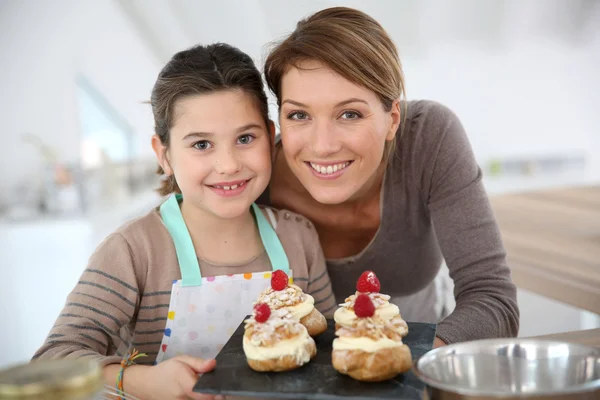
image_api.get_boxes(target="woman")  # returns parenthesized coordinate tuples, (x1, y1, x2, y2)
(260, 6, 519, 347)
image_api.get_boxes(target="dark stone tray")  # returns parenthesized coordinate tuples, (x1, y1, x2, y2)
(194, 318, 436, 399)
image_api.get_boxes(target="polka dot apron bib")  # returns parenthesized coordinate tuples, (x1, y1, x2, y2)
(154, 194, 291, 363)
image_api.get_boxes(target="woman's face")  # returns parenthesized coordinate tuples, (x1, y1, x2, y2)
(278, 60, 400, 205)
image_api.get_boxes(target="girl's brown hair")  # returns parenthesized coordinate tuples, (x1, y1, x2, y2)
(264, 7, 406, 162)
(151, 43, 270, 195)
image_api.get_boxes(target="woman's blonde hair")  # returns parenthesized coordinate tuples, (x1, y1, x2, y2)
(264, 6, 406, 162)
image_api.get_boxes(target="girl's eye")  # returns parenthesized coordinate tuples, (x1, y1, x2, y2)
(340, 110, 362, 119)
(237, 134, 255, 145)
(287, 111, 309, 120)
(193, 140, 212, 150)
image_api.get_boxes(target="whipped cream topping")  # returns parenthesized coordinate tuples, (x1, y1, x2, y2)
(286, 295, 315, 320)
(334, 291, 400, 327)
(332, 336, 403, 352)
(255, 284, 314, 319)
(333, 315, 407, 352)
(243, 333, 314, 362)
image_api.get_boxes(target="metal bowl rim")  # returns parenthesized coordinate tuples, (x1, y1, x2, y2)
(413, 338, 600, 397)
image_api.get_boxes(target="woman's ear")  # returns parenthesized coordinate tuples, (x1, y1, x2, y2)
(386, 99, 401, 141)
(151, 135, 173, 175)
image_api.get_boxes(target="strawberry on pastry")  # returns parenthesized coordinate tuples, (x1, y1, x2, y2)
(243, 303, 317, 372)
(332, 294, 413, 382)
(334, 270, 408, 336)
(356, 270, 380, 293)
(254, 270, 327, 336)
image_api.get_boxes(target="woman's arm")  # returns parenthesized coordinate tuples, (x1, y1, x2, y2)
(418, 101, 520, 344)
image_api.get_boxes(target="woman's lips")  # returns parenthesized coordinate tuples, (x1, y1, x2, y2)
(306, 161, 353, 179)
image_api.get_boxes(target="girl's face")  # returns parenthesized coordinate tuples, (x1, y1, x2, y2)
(153, 89, 273, 220)
(278, 60, 400, 205)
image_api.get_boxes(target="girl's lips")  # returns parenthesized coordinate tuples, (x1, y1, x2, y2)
(207, 179, 251, 197)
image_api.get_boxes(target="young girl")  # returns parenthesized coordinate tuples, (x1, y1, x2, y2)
(33, 43, 337, 400)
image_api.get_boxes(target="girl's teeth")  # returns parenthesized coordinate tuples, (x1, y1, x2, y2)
(214, 181, 245, 190)
(310, 162, 350, 175)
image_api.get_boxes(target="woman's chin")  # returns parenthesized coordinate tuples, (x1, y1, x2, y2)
(305, 185, 353, 205)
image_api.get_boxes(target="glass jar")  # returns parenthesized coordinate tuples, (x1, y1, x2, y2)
(0, 359, 103, 400)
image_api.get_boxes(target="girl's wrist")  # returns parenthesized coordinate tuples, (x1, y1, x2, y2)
(103, 364, 152, 399)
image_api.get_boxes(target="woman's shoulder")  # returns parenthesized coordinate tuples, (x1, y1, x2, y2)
(399, 99, 467, 155)
(255, 205, 318, 245)
(405, 100, 461, 134)
(391, 100, 472, 194)
(255, 205, 314, 231)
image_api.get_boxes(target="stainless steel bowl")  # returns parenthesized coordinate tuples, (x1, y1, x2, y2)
(413, 338, 600, 400)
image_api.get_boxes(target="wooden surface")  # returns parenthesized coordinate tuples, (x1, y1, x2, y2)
(490, 185, 600, 314)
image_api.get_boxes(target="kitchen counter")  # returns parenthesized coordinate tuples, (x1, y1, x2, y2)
(490, 185, 600, 315)
(529, 328, 600, 348)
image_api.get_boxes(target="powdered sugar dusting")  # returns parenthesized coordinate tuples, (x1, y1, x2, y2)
(245, 308, 305, 346)
(255, 284, 304, 309)
(336, 315, 408, 341)
(340, 291, 391, 310)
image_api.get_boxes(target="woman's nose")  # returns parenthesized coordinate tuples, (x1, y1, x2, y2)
(310, 120, 342, 156)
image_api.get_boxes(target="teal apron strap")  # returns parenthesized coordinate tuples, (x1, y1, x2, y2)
(251, 204, 290, 274)
(159, 194, 203, 287)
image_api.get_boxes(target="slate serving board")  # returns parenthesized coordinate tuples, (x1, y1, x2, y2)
(194, 318, 436, 399)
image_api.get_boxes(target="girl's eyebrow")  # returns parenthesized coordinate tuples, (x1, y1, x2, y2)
(182, 123, 263, 141)
(182, 132, 212, 141)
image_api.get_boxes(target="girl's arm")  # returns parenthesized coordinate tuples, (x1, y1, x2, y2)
(32, 233, 142, 366)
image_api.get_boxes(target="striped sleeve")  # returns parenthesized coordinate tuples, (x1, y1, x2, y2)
(32, 233, 141, 366)
(303, 226, 337, 318)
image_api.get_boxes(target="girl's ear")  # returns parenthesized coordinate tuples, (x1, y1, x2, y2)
(152, 135, 173, 175)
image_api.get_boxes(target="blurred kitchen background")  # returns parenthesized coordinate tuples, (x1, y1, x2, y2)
(1, 0, 598, 367)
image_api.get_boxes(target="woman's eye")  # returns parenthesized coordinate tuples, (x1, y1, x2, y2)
(287, 111, 309, 120)
(237, 134, 255, 145)
(341, 110, 361, 119)
(193, 140, 212, 150)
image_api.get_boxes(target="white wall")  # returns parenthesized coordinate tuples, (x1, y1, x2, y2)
(0, 0, 160, 195)
(403, 39, 599, 169)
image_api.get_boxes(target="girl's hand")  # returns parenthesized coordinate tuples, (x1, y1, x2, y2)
(114, 356, 222, 400)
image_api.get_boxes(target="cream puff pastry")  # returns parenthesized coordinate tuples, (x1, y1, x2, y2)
(332, 293, 412, 381)
(243, 303, 317, 372)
